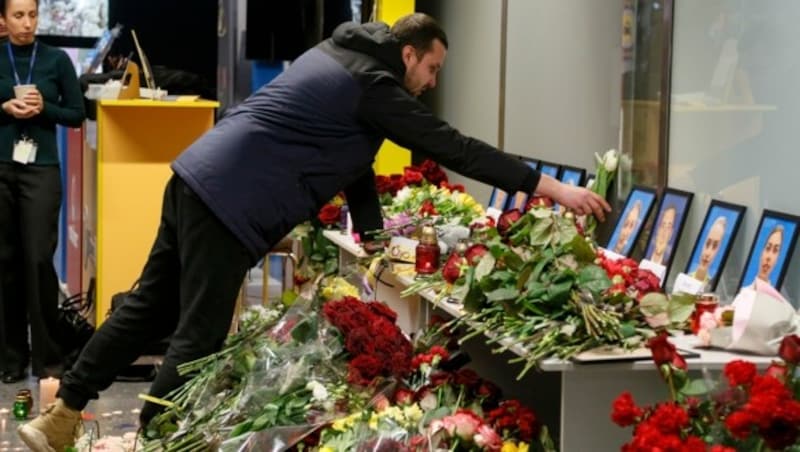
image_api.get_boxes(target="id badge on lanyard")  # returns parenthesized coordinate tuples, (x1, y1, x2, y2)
(8, 41, 38, 164)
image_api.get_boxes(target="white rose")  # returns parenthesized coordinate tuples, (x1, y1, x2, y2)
(395, 186, 412, 203)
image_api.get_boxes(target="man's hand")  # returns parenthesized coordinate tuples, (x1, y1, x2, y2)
(535, 174, 611, 221)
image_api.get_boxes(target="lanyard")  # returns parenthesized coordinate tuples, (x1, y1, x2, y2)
(7, 41, 38, 86)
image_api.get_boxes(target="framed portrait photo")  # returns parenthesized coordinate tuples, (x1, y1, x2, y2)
(643, 188, 694, 281)
(507, 158, 540, 210)
(738, 209, 800, 292)
(538, 161, 560, 180)
(605, 186, 657, 257)
(559, 165, 587, 187)
(487, 187, 510, 211)
(684, 200, 746, 291)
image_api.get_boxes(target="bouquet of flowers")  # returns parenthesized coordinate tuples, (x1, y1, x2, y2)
(613, 333, 800, 451)
(611, 335, 800, 452)
(404, 206, 691, 378)
(315, 318, 556, 451)
(142, 287, 415, 451)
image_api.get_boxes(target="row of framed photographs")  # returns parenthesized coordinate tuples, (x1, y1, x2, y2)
(610, 186, 799, 293)
(486, 158, 799, 293)
(487, 157, 590, 211)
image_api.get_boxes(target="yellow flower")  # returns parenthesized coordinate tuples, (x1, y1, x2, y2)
(368, 412, 380, 430)
(501, 441, 529, 452)
(321, 277, 360, 301)
(319, 447, 335, 452)
(330, 194, 345, 207)
(331, 412, 361, 431)
(402, 404, 423, 424)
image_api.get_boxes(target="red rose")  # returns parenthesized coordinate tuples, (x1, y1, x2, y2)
(497, 208, 523, 237)
(317, 204, 341, 225)
(611, 391, 643, 427)
(724, 360, 758, 387)
(524, 195, 553, 211)
(647, 333, 684, 369)
(464, 244, 489, 266)
(348, 354, 383, 386)
(442, 252, 465, 284)
(403, 167, 424, 185)
(454, 368, 481, 389)
(420, 159, 448, 186)
(441, 181, 464, 192)
(778, 334, 800, 365)
(419, 199, 437, 216)
(394, 388, 414, 406)
(389, 174, 406, 194)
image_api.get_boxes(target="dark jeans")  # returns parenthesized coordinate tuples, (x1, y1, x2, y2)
(58, 175, 252, 424)
(0, 162, 63, 377)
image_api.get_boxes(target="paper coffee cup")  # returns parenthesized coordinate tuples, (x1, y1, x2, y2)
(13, 84, 36, 100)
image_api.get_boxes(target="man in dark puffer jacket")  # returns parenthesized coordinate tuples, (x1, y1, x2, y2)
(19, 13, 609, 452)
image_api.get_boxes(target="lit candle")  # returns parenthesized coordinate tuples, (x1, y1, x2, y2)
(39, 377, 60, 410)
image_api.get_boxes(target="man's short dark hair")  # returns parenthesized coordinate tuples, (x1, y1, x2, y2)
(391, 13, 448, 57)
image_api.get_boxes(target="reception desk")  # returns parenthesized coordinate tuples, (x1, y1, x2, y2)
(90, 99, 218, 326)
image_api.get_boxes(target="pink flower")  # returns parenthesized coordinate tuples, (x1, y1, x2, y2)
(473, 424, 503, 450)
(440, 410, 482, 440)
(699, 311, 717, 331)
(697, 328, 712, 347)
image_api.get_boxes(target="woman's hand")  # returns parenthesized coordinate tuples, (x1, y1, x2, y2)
(22, 89, 43, 115)
(2, 98, 37, 119)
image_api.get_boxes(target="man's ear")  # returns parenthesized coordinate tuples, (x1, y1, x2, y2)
(401, 44, 416, 65)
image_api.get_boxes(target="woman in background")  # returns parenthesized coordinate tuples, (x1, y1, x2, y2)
(0, 0, 85, 383)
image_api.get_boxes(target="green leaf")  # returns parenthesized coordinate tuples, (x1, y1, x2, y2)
(291, 316, 318, 343)
(568, 235, 596, 263)
(529, 208, 553, 219)
(463, 287, 487, 312)
(577, 265, 611, 296)
(486, 287, 520, 302)
(680, 379, 710, 396)
(530, 217, 554, 247)
(639, 292, 669, 317)
(547, 280, 573, 302)
(421, 406, 451, 426)
(530, 255, 551, 282)
(619, 322, 637, 338)
(449, 281, 469, 301)
(281, 290, 298, 306)
(323, 258, 338, 275)
(503, 250, 525, 272)
(668, 293, 697, 324)
(516, 263, 534, 290)
(474, 253, 496, 281)
(526, 281, 547, 299)
(230, 420, 253, 437)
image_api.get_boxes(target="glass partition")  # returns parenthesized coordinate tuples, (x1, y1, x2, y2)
(668, 1, 800, 305)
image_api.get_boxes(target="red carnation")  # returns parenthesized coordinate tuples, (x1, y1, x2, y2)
(724, 360, 757, 387)
(778, 334, 800, 365)
(348, 354, 383, 386)
(375, 175, 393, 195)
(367, 301, 398, 323)
(419, 199, 437, 216)
(317, 204, 341, 225)
(611, 392, 643, 427)
(403, 167, 424, 185)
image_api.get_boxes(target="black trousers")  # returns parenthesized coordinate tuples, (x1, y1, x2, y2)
(0, 162, 63, 377)
(58, 175, 253, 424)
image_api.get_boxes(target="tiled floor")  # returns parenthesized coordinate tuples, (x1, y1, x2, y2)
(0, 376, 150, 451)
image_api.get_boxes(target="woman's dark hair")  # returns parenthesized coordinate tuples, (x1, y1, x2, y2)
(0, 0, 39, 15)
(391, 13, 448, 57)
